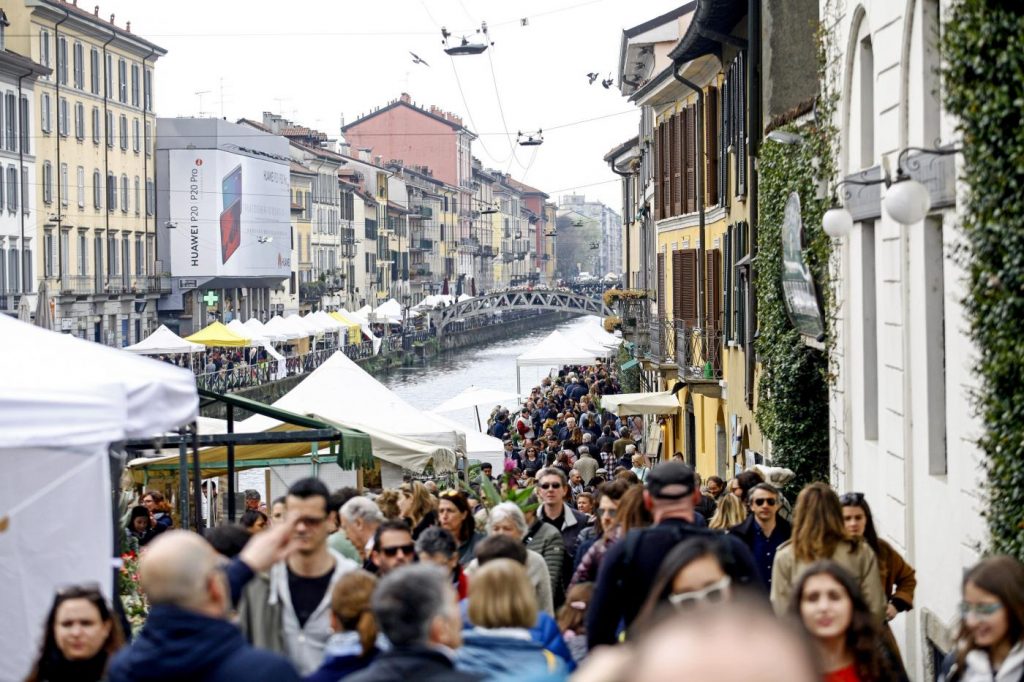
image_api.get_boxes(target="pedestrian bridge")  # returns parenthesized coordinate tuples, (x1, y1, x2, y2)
(427, 288, 613, 338)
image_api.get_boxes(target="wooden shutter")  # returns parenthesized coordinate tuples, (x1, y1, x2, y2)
(661, 122, 672, 220)
(705, 86, 718, 206)
(654, 123, 664, 221)
(678, 249, 698, 327)
(685, 106, 697, 214)
(657, 252, 666, 320)
(672, 249, 683, 320)
(706, 248, 722, 330)
(724, 225, 732, 341)
(671, 113, 683, 217)
(721, 79, 730, 206)
(736, 52, 747, 196)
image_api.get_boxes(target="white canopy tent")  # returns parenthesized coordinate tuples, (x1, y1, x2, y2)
(339, 309, 381, 355)
(435, 385, 519, 431)
(601, 391, 681, 416)
(427, 411, 504, 472)
(226, 318, 265, 344)
(263, 314, 307, 340)
(0, 315, 198, 679)
(372, 298, 420, 325)
(515, 331, 599, 396)
(243, 317, 285, 343)
(287, 313, 320, 337)
(124, 324, 205, 355)
(310, 310, 345, 333)
(414, 294, 455, 310)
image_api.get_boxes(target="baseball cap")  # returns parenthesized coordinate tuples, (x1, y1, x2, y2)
(646, 461, 696, 500)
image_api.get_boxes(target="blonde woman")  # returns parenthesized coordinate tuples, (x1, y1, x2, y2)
(397, 481, 437, 540)
(455, 559, 568, 680)
(708, 492, 747, 530)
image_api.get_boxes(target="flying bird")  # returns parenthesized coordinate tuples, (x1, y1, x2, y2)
(601, 76, 614, 89)
(587, 72, 598, 84)
(410, 51, 430, 67)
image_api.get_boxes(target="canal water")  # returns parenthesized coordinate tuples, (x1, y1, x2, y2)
(380, 314, 609, 433)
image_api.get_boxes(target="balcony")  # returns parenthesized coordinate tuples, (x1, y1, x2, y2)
(411, 264, 432, 279)
(458, 237, 480, 254)
(674, 320, 724, 393)
(416, 206, 433, 219)
(410, 238, 434, 251)
(0, 293, 22, 312)
(479, 245, 495, 258)
(57, 275, 170, 296)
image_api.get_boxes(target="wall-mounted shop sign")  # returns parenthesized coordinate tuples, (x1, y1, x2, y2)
(781, 192, 826, 342)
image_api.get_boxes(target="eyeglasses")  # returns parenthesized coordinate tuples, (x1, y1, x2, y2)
(839, 492, 865, 506)
(539, 482, 562, 490)
(668, 576, 732, 609)
(380, 543, 416, 558)
(960, 602, 1003, 618)
(751, 498, 777, 507)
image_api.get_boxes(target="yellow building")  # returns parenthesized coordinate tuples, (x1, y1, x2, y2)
(290, 162, 314, 312)
(618, 5, 761, 479)
(543, 201, 557, 284)
(5, 2, 165, 344)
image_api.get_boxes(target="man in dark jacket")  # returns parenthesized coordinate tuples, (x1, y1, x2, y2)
(728, 482, 792, 592)
(346, 564, 481, 682)
(586, 462, 759, 649)
(108, 531, 300, 682)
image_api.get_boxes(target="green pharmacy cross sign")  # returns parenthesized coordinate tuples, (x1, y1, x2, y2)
(202, 291, 219, 307)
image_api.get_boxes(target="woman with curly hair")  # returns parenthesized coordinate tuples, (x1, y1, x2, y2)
(791, 561, 905, 682)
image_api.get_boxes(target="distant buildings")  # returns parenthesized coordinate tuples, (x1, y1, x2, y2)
(557, 194, 622, 278)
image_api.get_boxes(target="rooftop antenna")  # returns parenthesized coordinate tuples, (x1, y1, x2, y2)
(194, 90, 210, 118)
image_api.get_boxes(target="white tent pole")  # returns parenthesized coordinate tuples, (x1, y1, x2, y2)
(475, 405, 482, 432)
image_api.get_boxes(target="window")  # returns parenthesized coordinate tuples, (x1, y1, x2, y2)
(118, 58, 127, 103)
(120, 174, 128, 213)
(57, 96, 68, 137)
(107, 172, 116, 211)
(90, 48, 99, 94)
(21, 166, 27, 215)
(144, 69, 152, 110)
(42, 161, 52, 204)
(144, 121, 151, 156)
(39, 29, 50, 70)
(60, 163, 68, 207)
(135, 235, 143, 276)
(73, 42, 84, 89)
(40, 92, 50, 133)
(78, 232, 87, 276)
(122, 234, 129, 286)
(145, 179, 154, 215)
(44, 231, 53, 277)
(105, 53, 112, 98)
(107, 232, 117, 278)
(93, 169, 101, 209)
(132, 118, 140, 152)
(105, 110, 113, 148)
(19, 96, 29, 153)
(74, 102, 84, 140)
(8, 165, 18, 213)
(133, 176, 140, 215)
(131, 64, 139, 106)
(91, 106, 100, 144)
(76, 166, 85, 208)
(119, 114, 127, 150)
(57, 36, 67, 85)
(5, 93, 15, 150)
(8, 245, 19, 292)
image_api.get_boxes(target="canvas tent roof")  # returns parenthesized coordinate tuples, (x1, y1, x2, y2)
(263, 314, 307, 340)
(124, 324, 205, 355)
(243, 317, 286, 342)
(186, 321, 250, 347)
(601, 390, 681, 416)
(516, 330, 599, 368)
(427, 411, 504, 471)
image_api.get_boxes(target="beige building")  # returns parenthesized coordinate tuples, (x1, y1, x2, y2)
(5, 2, 165, 343)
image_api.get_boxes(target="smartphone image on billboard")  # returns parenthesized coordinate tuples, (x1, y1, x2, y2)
(220, 165, 242, 264)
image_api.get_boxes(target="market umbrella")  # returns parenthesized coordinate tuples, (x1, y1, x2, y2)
(17, 295, 31, 323)
(34, 280, 53, 330)
(435, 385, 519, 431)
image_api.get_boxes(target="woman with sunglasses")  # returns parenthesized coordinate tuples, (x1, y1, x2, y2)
(437, 489, 484, 566)
(940, 555, 1024, 681)
(790, 561, 903, 682)
(771, 483, 886, 622)
(632, 536, 750, 636)
(26, 585, 126, 682)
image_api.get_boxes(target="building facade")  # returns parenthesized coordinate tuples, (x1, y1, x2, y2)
(5, 2, 166, 343)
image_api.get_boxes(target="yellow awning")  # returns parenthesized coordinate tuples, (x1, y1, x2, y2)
(185, 321, 250, 347)
(329, 312, 363, 345)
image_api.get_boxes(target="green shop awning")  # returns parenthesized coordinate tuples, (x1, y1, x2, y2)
(620, 358, 640, 370)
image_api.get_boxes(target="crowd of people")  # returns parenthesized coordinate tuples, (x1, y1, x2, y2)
(22, 363, 1024, 682)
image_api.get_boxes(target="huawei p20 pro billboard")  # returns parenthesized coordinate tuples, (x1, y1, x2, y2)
(167, 150, 291, 277)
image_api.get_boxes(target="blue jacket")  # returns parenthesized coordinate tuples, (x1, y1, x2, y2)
(455, 630, 568, 681)
(304, 632, 379, 682)
(108, 605, 300, 682)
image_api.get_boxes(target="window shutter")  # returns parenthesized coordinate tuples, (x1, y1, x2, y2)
(705, 86, 718, 205)
(672, 113, 683, 216)
(655, 123, 664, 221)
(724, 225, 732, 341)
(737, 52, 747, 196)
(721, 79, 730, 206)
(706, 248, 722, 330)
(657, 252, 666, 320)
(679, 249, 698, 327)
(685, 106, 697, 214)
(661, 122, 672, 220)
(672, 249, 683, 320)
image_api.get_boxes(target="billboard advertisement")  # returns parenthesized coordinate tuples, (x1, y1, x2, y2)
(167, 149, 291, 278)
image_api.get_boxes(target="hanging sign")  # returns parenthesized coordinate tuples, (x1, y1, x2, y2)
(780, 192, 826, 341)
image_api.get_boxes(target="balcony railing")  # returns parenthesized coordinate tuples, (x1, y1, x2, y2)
(195, 346, 339, 392)
(410, 238, 434, 251)
(674, 320, 724, 381)
(57, 275, 170, 296)
(646, 319, 676, 363)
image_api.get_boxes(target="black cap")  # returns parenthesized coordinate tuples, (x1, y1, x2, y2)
(646, 461, 696, 500)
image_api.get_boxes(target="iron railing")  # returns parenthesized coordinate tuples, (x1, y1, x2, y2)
(194, 346, 340, 392)
(674, 320, 724, 380)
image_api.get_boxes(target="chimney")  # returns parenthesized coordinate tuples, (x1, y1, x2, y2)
(374, 155, 383, 166)
(359, 149, 371, 162)
(399, 92, 411, 104)
(94, 5, 99, 16)
(109, 13, 115, 24)
(125, 21, 131, 32)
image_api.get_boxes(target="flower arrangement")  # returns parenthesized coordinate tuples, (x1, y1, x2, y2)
(119, 550, 148, 635)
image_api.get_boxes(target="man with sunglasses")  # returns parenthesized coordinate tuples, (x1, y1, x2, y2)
(371, 520, 418, 576)
(728, 482, 791, 593)
(238, 478, 359, 676)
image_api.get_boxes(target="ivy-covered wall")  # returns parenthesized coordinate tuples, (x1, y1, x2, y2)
(943, 0, 1024, 558)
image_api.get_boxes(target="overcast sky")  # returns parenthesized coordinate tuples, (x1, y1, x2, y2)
(95, 0, 683, 211)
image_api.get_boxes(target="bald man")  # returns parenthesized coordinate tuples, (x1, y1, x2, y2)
(108, 531, 300, 682)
